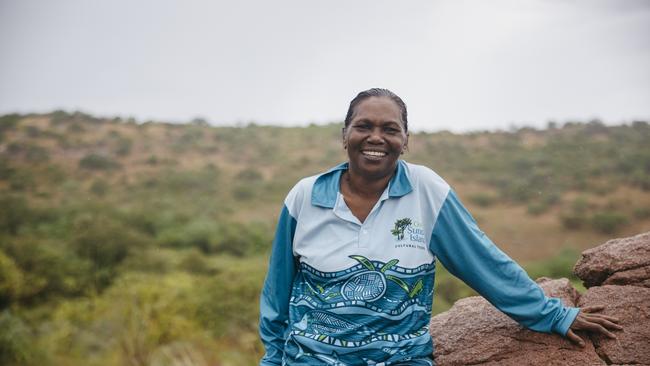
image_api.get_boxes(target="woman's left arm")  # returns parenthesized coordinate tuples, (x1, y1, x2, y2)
(429, 190, 622, 340)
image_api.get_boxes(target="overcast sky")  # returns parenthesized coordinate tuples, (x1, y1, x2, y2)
(1, 0, 649, 132)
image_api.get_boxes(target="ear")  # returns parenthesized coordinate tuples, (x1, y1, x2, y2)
(401, 132, 410, 154)
(341, 127, 348, 149)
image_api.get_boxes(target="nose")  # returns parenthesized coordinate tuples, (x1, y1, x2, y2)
(367, 127, 384, 144)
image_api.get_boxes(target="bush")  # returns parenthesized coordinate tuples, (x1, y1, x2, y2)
(1, 238, 93, 302)
(158, 219, 217, 252)
(560, 196, 590, 230)
(213, 222, 270, 256)
(0, 195, 32, 235)
(232, 184, 256, 201)
(525, 248, 580, 280)
(113, 136, 133, 156)
(178, 250, 217, 275)
(634, 207, 650, 219)
(0, 311, 38, 365)
(0, 114, 20, 141)
(79, 153, 121, 171)
(89, 179, 110, 196)
(0, 159, 14, 180)
(71, 214, 150, 270)
(560, 212, 587, 230)
(0, 250, 23, 307)
(467, 192, 497, 207)
(527, 202, 549, 215)
(590, 212, 628, 234)
(236, 168, 263, 182)
(195, 258, 266, 337)
(158, 220, 270, 256)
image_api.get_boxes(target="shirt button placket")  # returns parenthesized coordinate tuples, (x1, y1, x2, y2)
(358, 227, 370, 248)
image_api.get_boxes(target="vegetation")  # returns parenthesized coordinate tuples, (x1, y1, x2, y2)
(0, 112, 648, 365)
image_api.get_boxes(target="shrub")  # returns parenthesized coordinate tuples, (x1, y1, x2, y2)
(634, 207, 650, 219)
(213, 222, 270, 256)
(232, 184, 256, 201)
(158, 220, 270, 256)
(467, 192, 497, 207)
(0, 250, 23, 307)
(1, 238, 93, 302)
(71, 214, 149, 269)
(113, 136, 133, 156)
(50, 110, 71, 125)
(0, 159, 14, 180)
(79, 153, 121, 170)
(236, 168, 264, 182)
(0, 311, 38, 364)
(0, 114, 20, 141)
(8, 169, 35, 191)
(158, 219, 217, 252)
(590, 212, 628, 234)
(560, 212, 587, 230)
(89, 179, 110, 196)
(527, 202, 548, 216)
(524, 248, 580, 280)
(195, 259, 266, 337)
(178, 250, 217, 275)
(0, 195, 31, 235)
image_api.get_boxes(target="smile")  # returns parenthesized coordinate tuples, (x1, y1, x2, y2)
(362, 150, 387, 157)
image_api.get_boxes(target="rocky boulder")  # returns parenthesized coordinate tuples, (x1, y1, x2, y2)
(574, 231, 650, 288)
(430, 231, 650, 366)
(578, 285, 650, 365)
(430, 278, 603, 366)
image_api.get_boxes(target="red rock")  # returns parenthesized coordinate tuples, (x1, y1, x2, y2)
(578, 285, 650, 365)
(574, 232, 650, 288)
(430, 278, 604, 366)
(602, 265, 650, 288)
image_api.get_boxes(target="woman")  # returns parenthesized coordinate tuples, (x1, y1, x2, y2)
(259, 88, 621, 365)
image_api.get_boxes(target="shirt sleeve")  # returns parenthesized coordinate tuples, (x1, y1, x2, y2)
(259, 205, 298, 366)
(428, 190, 579, 336)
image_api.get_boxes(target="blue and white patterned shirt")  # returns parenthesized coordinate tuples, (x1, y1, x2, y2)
(259, 161, 579, 365)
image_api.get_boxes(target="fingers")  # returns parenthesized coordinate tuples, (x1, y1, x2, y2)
(589, 317, 623, 332)
(579, 306, 622, 326)
(582, 314, 623, 331)
(580, 305, 605, 313)
(566, 330, 585, 348)
(594, 314, 621, 324)
(583, 321, 617, 339)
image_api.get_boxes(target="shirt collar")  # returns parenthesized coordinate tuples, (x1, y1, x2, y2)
(311, 160, 413, 208)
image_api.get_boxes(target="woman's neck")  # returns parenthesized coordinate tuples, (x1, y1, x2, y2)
(342, 167, 393, 200)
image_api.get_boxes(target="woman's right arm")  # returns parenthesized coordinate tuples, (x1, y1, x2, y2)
(259, 204, 298, 366)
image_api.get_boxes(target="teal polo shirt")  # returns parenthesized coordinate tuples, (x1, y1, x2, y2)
(259, 160, 579, 366)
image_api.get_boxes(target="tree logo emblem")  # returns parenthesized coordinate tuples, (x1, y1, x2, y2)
(391, 218, 412, 240)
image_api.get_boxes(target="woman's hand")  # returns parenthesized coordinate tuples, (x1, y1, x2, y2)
(566, 305, 623, 347)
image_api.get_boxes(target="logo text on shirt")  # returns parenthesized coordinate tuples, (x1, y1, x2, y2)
(391, 217, 426, 249)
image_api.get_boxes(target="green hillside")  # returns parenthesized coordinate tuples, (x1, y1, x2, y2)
(1, 112, 649, 365)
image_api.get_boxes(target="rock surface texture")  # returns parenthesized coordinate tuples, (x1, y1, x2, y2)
(430, 231, 650, 366)
(574, 231, 650, 288)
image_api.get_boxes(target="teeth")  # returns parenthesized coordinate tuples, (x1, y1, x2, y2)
(362, 151, 386, 157)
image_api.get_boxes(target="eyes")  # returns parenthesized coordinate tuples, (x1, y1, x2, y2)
(352, 122, 403, 135)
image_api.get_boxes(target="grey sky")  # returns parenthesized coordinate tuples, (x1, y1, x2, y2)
(1, 0, 649, 132)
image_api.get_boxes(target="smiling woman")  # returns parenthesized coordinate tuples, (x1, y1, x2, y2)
(258, 88, 622, 366)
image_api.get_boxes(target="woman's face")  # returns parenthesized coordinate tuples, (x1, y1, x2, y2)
(343, 96, 409, 180)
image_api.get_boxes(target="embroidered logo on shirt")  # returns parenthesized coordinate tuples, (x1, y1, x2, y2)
(391, 217, 427, 247)
(391, 218, 412, 240)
